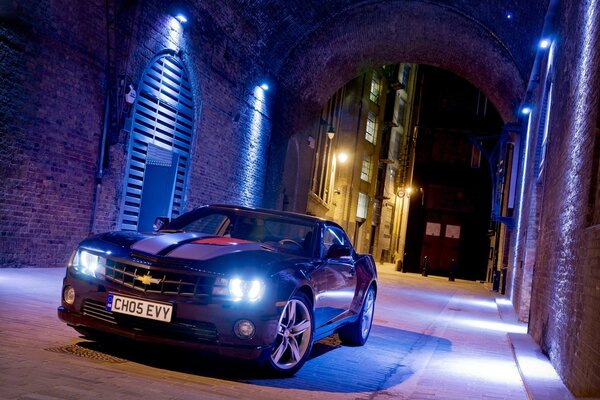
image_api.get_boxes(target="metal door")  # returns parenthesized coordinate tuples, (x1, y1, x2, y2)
(119, 52, 194, 231)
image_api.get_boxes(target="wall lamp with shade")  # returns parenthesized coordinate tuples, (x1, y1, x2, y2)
(327, 125, 335, 140)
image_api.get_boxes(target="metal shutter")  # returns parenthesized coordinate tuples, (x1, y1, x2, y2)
(119, 53, 194, 231)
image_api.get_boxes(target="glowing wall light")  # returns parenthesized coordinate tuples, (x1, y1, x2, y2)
(539, 38, 551, 49)
(511, 113, 533, 297)
(174, 14, 188, 24)
(166, 15, 184, 50)
(337, 152, 348, 163)
(239, 85, 272, 205)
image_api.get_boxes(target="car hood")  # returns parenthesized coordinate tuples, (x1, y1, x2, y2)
(87, 231, 305, 276)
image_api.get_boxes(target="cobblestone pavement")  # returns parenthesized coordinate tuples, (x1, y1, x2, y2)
(0, 265, 575, 399)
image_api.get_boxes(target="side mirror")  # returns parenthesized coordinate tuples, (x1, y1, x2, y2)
(153, 216, 170, 232)
(326, 244, 351, 259)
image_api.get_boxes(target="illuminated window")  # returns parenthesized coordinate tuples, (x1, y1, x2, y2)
(400, 64, 411, 89)
(370, 73, 382, 104)
(365, 112, 377, 144)
(357, 192, 369, 219)
(361, 154, 372, 182)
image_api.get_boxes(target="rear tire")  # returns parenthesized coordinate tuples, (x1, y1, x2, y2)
(339, 285, 375, 346)
(265, 292, 314, 376)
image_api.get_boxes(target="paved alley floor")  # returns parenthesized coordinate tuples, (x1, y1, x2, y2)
(0, 266, 575, 399)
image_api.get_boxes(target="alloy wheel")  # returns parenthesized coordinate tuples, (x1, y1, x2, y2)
(270, 297, 312, 370)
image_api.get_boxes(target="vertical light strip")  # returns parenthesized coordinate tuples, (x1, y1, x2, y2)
(240, 86, 268, 206)
(511, 113, 532, 301)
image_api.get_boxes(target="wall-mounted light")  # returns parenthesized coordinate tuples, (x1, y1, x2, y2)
(521, 105, 532, 115)
(327, 125, 335, 140)
(337, 152, 348, 163)
(259, 83, 269, 91)
(505, 11, 513, 20)
(539, 38, 551, 49)
(175, 14, 187, 24)
(397, 187, 413, 198)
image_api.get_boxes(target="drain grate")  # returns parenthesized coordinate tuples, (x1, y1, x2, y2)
(45, 343, 128, 363)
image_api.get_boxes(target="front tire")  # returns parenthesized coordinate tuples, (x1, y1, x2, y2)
(266, 292, 314, 376)
(339, 285, 375, 346)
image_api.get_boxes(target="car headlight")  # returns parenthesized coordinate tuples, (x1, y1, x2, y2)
(212, 277, 265, 302)
(71, 249, 106, 278)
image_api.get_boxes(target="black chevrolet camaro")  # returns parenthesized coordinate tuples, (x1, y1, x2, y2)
(58, 204, 377, 375)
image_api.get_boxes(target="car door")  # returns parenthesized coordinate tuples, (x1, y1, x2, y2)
(319, 225, 357, 322)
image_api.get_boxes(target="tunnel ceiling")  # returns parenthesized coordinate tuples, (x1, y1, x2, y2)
(194, 0, 549, 124)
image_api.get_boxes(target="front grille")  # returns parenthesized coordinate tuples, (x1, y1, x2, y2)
(104, 258, 216, 297)
(82, 300, 218, 342)
(83, 300, 117, 324)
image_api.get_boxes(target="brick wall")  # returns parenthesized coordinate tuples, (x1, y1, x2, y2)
(522, 0, 600, 395)
(0, 0, 272, 267)
(0, 0, 107, 267)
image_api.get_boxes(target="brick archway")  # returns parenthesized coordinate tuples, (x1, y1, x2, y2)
(273, 0, 527, 132)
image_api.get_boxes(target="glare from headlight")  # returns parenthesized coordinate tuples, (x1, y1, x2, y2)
(247, 280, 264, 301)
(228, 278, 265, 302)
(73, 249, 106, 278)
(229, 278, 245, 299)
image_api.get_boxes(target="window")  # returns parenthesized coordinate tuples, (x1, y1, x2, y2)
(365, 112, 377, 144)
(361, 154, 372, 182)
(323, 226, 349, 257)
(400, 64, 411, 89)
(370, 73, 382, 104)
(357, 192, 369, 219)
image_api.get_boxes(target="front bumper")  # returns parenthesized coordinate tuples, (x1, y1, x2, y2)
(58, 271, 279, 361)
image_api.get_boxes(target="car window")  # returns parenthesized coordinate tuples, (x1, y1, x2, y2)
(230, 217, 314, 256)
(166, 208, 315, 257)
(179, 213, 232, 235)
(323, 226, 348, 257)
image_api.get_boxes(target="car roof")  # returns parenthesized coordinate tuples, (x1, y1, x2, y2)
(203, 204, 335, 226)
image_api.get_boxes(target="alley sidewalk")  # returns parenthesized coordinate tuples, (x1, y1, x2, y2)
(0, 266, 577, 399)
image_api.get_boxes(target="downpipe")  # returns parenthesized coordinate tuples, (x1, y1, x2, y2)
(89, 93, 110, 234)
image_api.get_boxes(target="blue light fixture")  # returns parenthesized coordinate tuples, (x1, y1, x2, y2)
(259, 83, 269, 91)
(539, 38, 551, 49)
(521, 105, 532, 115)
(175, 14, 187, 24)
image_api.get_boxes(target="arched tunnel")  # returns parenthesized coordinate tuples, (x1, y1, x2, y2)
(0, 0, 599, 396)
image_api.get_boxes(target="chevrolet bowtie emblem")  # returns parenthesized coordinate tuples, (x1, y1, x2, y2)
(135, 274, 161, 285)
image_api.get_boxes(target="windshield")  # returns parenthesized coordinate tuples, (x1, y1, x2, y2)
(165, 208, 315, 257)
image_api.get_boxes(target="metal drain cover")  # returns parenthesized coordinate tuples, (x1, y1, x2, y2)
(45, 343, 127, 363)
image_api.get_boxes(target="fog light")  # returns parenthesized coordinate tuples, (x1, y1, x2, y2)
(234, 319, 255, 339)
(63, 286, 75, 305)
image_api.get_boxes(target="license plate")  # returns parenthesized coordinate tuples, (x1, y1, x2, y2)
(106, 294, 173, 322)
